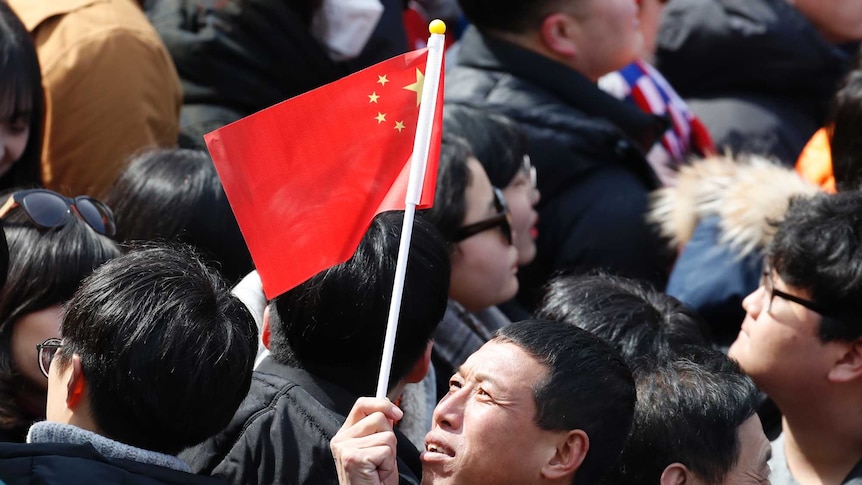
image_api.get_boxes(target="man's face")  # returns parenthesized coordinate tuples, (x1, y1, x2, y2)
(728, 271, 836, 399)
(570, 0, 642, 80)
(719, 415, 772, 484)
(793, 0, 862, 44)
(421, 340, 569, 484)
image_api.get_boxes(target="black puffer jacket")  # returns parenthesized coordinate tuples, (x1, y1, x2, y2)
(446, 27, 671, 307)
(147, 0, 408, 146)
(0, 442, 225, 485)
(180, 359, 421, 485)
(655, 0, 856, 164)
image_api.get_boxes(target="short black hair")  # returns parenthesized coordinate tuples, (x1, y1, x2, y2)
(0, 211, 120, 435)
(609, 350, 760, 484)
(0, 2, 44, 188)
(104, 148, 254, 284)
(769, 192, 862, 342)
(442, 105, 527, 189)
(268, 211, 450, 396)
(495, 319, 636, 484)
(535, 273, 711, 363)
(457, 0, 572, 34)
(423, 134, 473, 243)
(57, 246, 258, 455)
(829, 69, 862, 192)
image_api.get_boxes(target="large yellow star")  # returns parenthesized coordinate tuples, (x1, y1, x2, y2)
(368, 92, 380, 103)
(377, 75, 389, 86)
(375, 112, 387, 124)
(394, 121, 405, 133)
(403, 69, 424, 106)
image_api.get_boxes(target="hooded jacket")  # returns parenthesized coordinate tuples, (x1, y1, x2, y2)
(446, 27, 672, 306)
(649, 155, 820, 344)
(655, 0, 855, 164)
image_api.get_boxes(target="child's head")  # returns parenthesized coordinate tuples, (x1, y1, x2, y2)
(0, 3, 43, 186)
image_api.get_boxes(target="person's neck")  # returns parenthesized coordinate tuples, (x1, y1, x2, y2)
(781, 396, 862, 485)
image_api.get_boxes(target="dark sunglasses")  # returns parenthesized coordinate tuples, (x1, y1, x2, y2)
(36, 338, 63, 379)
(0, 189, 116, 237)
(453, 187, 513, 245)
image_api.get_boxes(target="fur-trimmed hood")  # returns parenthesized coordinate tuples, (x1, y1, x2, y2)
(649, 155, 821, 257)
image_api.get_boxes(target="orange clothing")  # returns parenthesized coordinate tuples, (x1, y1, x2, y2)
(795, 128, 836, 193)
(8, 0, 181, 197)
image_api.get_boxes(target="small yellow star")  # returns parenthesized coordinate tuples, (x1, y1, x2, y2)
(368, 92, 380, 103)
(394, 121, 405, 132)
(375, 112, 387, 124)
(377, 75, 389, 86)
(403, 69, 425, 106)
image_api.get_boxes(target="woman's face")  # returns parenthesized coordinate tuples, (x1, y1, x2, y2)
(449, 158, 519, 312)
(0, 109, 30, 178)
(11, 305, 62, 391)
(502, 159, 540, 266)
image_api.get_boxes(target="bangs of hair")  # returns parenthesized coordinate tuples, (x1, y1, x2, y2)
(0, 26, 39, 123)
(0, 75, 34, 123)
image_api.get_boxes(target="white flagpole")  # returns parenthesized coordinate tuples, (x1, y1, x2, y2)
(375, 21, 446, 399)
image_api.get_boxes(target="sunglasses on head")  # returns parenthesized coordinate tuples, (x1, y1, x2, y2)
(453, 187, 513, 245)
(0, 189, 116, 237)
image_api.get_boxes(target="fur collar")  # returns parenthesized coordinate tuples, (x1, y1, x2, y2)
(649, 155, 820, 257)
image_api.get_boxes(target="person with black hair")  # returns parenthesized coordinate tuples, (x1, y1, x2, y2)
(608, 350, 771, 484)
(104, 148, 254, 284)
(423, 135, 518, 400)
(828, 69, 862, 193)
(0, 190, 120, 442)
(0, 246, 258, 484)
(728, 191, 862, 484)
(332, 319, 637, 485)
(536, 272, 710, 363)
(445, 0, 672, 310)
(182, 211, 450, 485)
(0, 2, 44, 190)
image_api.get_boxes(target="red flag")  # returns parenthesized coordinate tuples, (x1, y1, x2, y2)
(206, 48, 443, 299)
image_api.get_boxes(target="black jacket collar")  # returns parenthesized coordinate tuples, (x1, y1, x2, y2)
(456, 26, 667, 152)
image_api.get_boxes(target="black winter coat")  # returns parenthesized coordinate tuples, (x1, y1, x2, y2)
(655, 0, 857, 164)
(180, 359, 421, 485)
(446, 27, 671, 307)
(0, 442, 224, 485)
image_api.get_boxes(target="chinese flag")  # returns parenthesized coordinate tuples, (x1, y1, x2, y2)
(206, 48, 443, 299)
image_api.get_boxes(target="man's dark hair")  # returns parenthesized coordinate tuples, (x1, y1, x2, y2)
(104, 148, 254, 284)
(269, 211, 450, 396)
(443, 105, 527, 189)
(495, 319, 636, 484)
(457, 0, 571, 34)
(535, 273, 710, 363)
(57, 246, 258, 455)
(609, 350, 760, 484)
(769, 192, 862, 342)
(829, 68, 862, 192)
(423, 134, 472, 244)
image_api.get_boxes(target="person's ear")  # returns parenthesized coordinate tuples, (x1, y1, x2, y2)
(829, 338, 862, 383)
(262, 305, 272, 350)
(538, 13, 578, 58)
(660, 463, 692, 485)
(405, 341, 434, 384)
(66, 355, 87, 409)
(541, 429, 589, 480)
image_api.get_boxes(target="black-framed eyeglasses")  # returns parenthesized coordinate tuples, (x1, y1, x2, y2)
(453, 187, 513, 245)
(522, 155, 537, 188)
(36, 338, 63, 379)
(761, 266, 832, 318)
(0, 189, 116, 237)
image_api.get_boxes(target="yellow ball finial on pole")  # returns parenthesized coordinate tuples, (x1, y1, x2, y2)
(429, 19, 446, 35)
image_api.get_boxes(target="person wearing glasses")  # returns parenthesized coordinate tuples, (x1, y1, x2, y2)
(0, 247, 257, 484)
(0, 189, 120, 443)
(442, 106, 540, 321)
(424, 135, 518, 401)
(727, 192, 862, 485)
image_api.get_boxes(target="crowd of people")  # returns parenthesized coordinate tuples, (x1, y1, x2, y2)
(1, 0, 862, 484)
